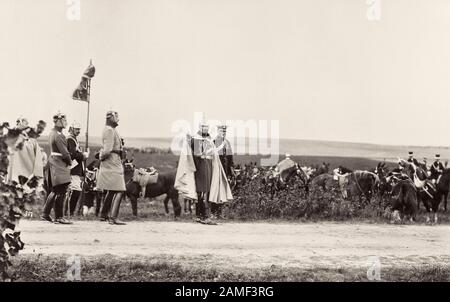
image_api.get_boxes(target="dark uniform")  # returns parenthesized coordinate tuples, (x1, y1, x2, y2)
(42, 123, 72, 224)
(214, 136, 234, 179)
(66, 132, 85, 216)
(430, 160, 444, 182)
(190, 131, 214, 220)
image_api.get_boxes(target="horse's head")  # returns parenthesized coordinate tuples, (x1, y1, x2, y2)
(123, 162, 135, 183)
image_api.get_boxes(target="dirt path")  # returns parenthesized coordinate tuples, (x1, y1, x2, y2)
(17, 220, 450, 269)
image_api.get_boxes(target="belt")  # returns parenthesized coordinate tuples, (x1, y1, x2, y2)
(200, 155, 213, 159)
(50, 152, 62, 156)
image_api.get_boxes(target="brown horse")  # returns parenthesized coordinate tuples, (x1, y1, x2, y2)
(263, 162, 308, 198)
(310, 173, 338, 192)
(390, 179, 418, 223)
(335, 170, 379, 203)
(124, 163, 181, 218)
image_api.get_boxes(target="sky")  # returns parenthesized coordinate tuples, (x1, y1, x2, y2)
(1, 0, 450, 146)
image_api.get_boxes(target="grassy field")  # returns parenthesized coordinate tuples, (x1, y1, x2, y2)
(11, 254, 450, 282)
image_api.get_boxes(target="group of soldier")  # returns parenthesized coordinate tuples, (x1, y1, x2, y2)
(10, 111, 448, 225)
(392, 151, 446, 184)
(4, 111, 128, 225)
(3, 111, 236, 226)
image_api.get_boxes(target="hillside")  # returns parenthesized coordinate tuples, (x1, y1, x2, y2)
(37, 136, 450, 162)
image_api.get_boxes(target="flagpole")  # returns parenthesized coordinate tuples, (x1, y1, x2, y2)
(86, 78, 90, 149)
(80, 66, 91, 217)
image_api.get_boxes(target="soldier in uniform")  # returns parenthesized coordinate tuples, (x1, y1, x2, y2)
(213, 124, 234, 219)
(65, 122, 89, 216)
(41, 112, 73, 224)
(407, 151, 420, 166)
(97, 111, 127, 225)
(430, 154, 444, 184)
(190, 121, 215, 223)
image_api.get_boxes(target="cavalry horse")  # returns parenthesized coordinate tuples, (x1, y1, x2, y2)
(389, 178, 418, 223)
(398, 159, 450, 223)
(333, 167, 380, 203)
(124, 162, 181, 218)
(263, 162, 309, 198)
(373, 162, 394, 199)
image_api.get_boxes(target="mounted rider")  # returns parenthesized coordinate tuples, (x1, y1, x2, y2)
(407, 151, 420, 166)
(274, 153, 296, 182)
(430, 154, 444, 184)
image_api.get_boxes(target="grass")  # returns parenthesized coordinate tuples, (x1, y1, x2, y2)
(10, 254, 450, 282)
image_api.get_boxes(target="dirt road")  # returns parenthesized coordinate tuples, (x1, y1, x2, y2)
(18, 220, 450, 269)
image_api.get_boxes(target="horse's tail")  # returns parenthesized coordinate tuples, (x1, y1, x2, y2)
(365, 171, 380, 194)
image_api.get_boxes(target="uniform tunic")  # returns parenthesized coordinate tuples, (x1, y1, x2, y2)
(430, 161, 444, 180)
(48, 128, 72, 187)
(191, 132, 214, 193)
(214, 136, 234, 178)
(96, 125, 126, 191)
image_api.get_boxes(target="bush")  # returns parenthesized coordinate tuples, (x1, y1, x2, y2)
(224, 177, 388, 221)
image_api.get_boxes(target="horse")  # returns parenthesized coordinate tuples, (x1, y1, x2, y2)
(312, 162, 330, 178)
(390, 179, 418, 223)
(435, 168, 450, 212)
(124, 163, 181, 218)
(310, 173, 338, 192)
(263, 162, 308, 198)
(333, 167, 379, 203)
(373, 162, 393, 199)
(419, 168, 450, 223)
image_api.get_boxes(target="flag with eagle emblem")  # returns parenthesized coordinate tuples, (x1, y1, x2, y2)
(72, 62, 95, 102)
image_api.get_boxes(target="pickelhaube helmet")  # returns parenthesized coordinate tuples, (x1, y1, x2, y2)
(53, 111, 66, 121)
(15, 117, 29, 130)
(106, 110, 118, 119)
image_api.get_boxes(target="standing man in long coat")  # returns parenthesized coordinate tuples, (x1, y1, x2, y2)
(213, 124, 234, 219)
(97, 111, 126, 225)
(7, 118, 45, 187)
(190, 121, 215, 223)
(41, 112, 73, 224)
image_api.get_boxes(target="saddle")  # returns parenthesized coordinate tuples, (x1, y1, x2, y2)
(133, 167, 159, 187)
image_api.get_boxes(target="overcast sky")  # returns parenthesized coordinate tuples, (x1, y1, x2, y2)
(1, 0, 450, 146)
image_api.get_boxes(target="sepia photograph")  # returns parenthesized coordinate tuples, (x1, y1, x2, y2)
(1, 0, 449, 291)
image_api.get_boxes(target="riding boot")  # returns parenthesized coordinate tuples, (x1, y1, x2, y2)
(96, 192, 103, 217)
(109, 192, 126, 225)
(68, 190, 81, 216)
(42, 191, 56, 220)
(64, 190, 72, 216)
(204, 193, 211, 218)
(54, 193, 66, 220)
(100, 191, 114, 220)
(196, 192, 206, 220)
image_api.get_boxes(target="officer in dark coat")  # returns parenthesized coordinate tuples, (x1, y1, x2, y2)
(190, 121, 215, 223)
(41, 112, 73, 224)
(65, 122, 89, 216)
(407, 151, 420, 166)
(430, 154, 445, 184)
(213, 124, 234, 218)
